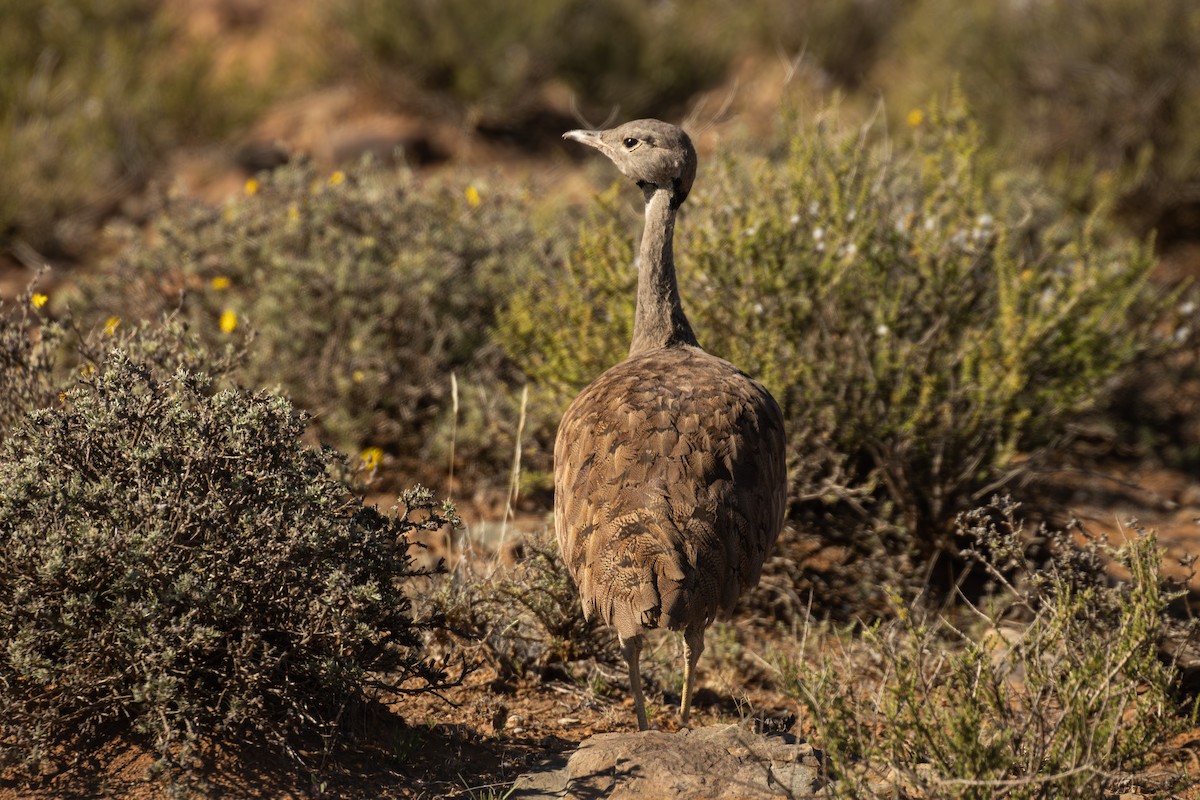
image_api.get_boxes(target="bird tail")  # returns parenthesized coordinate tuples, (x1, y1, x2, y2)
(588, 519, 692, 640)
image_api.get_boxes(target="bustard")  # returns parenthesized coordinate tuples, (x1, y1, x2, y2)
(556, 120, 787, 730)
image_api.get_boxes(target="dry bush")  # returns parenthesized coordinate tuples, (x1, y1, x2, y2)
(783, 497, 1197, 799)
(428, 530, 618, 681)
(0, 280, 63, 436)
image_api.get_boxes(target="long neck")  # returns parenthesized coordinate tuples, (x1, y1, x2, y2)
(629, 187, 699, 355)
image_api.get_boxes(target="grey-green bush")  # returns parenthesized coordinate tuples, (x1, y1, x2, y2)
(0, 320, 457, 788)
(0, 283, 63, 437)
(83, 158, 546, 489)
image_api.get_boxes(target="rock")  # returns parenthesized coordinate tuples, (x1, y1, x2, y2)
(243, 86, 449, 171)
(511, 723, 824, 799)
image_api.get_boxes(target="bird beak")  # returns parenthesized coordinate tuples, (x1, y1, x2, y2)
(563, 129, 606, 153)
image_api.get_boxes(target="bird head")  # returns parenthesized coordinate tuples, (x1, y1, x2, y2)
(563, 119, 697, 207)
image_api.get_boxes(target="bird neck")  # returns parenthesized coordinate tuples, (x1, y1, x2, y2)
(629, 187, 699, 356)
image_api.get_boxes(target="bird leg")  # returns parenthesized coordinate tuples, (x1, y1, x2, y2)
(680, 626, 705, 727)
(621, 635, 649, 731)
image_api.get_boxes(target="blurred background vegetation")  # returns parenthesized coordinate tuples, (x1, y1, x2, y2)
(3, 0, 1198, 583)
(2, 0, 1200, 792)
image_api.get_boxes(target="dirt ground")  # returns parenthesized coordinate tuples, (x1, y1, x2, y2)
(5, 462, 1196, 799)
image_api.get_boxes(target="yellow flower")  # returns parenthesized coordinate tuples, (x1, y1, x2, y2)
(352, 369, 366, 383)
(30, 293, 48, 309)
(287, 203, 300, 222)
(1020, 269, 1034, 283)
(103, 316, 120, 336)
(465, 185, 481, 207)
(906, 108, 924, 128)
(80, 362, 95, 377)
(328, 170, 346, 187)
(219, 309, 238, 334)
(210, 276, 232, 290)
(244, 178, 259, 196)
(359, 446, 384, 471)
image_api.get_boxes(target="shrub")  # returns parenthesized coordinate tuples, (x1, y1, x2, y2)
(745, 0, 910, 89)
(783, 497, 1195, 799)
(0, 0, 261, 257)
(335, 0, 742, 125)
(81, 158, 547, 491)
(431, 531, 617, 680)
(0, 319, 458, 789)
(877, 0, 1200, 235)
(496, 100, 1171, 573)
(0, 280, 64, 437)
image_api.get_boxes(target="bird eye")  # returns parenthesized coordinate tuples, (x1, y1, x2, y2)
(622, 137, 639, 149)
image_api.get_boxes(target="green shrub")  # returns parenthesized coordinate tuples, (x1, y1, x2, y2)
(878, 0, 1200, 233)
(335, 0, 742, 124)
(0, 319, 458, 789)
(783, 497, 1194, 799)
(81, 158, 546, 490)
(496, 100, 1170, 569)
(0, 0, 262, 256)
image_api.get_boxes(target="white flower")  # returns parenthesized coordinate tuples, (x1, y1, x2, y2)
(789, 213, 801, 225)
(1180, 300, 1196, 316)
(876, 324, 890, 336)
(812, 227, 824, 241)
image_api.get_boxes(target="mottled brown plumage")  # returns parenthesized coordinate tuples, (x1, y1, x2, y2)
(556, 120, 787, 730)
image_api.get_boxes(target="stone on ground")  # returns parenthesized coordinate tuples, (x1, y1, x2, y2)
(511, 723, 824, 799)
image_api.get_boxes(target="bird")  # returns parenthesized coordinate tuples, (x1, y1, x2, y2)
(555, 119, 787, 731)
